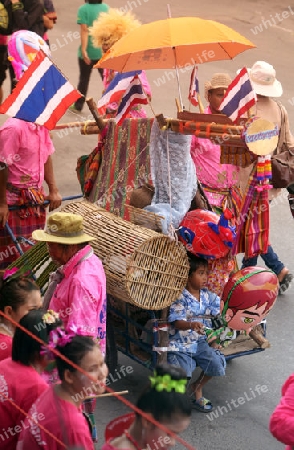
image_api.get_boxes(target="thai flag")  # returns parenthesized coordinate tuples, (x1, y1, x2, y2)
(98, 70, 142, 115)
(219, 68, 257, 123)
(115, 75, 148, 125)
(188, 65, 199, 107)
(0, 50, 81, 130)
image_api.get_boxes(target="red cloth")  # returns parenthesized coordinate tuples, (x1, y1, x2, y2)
(0, 358, 48, 450)
(270, 373, 294, 449)
(0, 333, 12, 361)
(17, 386, 94, 449)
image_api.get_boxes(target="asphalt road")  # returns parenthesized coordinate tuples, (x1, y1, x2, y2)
(1, 0, 294, 449)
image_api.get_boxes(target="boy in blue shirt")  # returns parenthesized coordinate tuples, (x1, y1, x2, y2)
(168, 254, 226, 412)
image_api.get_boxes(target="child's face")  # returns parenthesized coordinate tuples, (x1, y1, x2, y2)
(144, 414, 190, 450)
(188, 265, 208, 290)
(72, 345, 108, 397)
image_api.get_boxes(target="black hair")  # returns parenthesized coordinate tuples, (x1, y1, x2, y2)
(187, 252, 208, 277)
(136, 364, 191, 421)
(88, 0, 103, 3)
(0, 276, 40, 313)
(55, 335, 97, 380)
(12, 309, 62, 365)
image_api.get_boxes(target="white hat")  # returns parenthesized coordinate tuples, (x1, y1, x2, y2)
(248, 61, 283, 98)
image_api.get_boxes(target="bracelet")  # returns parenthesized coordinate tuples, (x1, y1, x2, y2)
(12, 2, 24, 11)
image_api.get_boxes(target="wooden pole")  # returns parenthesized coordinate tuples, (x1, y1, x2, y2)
(85, 390, 129, 400)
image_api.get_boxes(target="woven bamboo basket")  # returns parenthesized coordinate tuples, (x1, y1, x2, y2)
(62, 200, 189, 310)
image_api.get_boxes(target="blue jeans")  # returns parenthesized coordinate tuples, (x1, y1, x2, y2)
(241, 245, 284, 276)
(167, 340, 226, 378)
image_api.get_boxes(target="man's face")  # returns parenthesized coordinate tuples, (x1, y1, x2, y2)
(208, 87, 227, 114)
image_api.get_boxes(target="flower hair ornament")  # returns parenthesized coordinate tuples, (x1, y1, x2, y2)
(2, 266, 33, 284)
(149, 372, 187, 394)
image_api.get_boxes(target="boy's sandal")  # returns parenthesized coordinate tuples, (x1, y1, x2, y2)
(279, 273, 294, 295)
(191, 397, 213, 413)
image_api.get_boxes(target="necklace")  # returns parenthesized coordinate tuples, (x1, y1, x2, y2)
(0, 322, 13, 337)
(124, 430, 142, 450)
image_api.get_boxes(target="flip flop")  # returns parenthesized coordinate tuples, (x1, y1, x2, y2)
(191, 397, 213, 413)
(279, 273, 294, 295)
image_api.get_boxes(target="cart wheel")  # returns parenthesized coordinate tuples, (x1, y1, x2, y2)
(105, 314, 118, 374)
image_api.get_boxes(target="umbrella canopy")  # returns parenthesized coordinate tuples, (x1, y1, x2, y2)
(97, 17, 256, 72)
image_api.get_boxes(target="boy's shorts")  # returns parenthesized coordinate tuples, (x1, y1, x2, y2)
(167, 339, 226, 378)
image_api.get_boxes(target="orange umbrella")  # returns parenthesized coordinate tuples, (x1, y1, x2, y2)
(96, 17, 256, 72)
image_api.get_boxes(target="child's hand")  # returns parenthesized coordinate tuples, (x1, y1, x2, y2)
(191, 321, 205, 335)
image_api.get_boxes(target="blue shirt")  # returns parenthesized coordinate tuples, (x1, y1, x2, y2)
(168, 288, 220, 352)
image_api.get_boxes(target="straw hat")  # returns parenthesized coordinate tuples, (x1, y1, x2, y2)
(32, 212, 95, 245)
(248, 61, 282, 97)
(204, 73, 232, 101)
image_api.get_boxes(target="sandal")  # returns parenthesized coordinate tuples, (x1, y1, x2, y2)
(191, 397, 213, 413)
(279, 273, 293, 295)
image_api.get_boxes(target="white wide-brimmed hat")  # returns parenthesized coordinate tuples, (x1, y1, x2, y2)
(248, 61, 283, 98)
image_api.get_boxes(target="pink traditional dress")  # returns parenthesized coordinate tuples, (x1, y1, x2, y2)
(17, 386, 94, 450)
(0, 118, 55, 269)
(190, 106, 242, 296)
(102, 68, 151, 118)
(0, 358, 48, 450)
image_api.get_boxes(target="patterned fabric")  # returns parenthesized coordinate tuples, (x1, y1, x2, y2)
(207, 256, 237, 298)
(0, 207, 45, 269)
(89, 118, 153, 220)
(168, 288, 221, 353)
(233, 171, 270, 257)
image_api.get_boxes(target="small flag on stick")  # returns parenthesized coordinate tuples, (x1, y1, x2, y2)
(219, 68, 257, 123)
(115, 75, 148, 126)
(188, 65, 199, 107)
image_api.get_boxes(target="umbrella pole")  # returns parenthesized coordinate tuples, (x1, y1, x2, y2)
(174, 63, 184, 111)
(167, 4, 184, 111)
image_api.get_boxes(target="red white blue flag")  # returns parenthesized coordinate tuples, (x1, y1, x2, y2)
(0, 50, 81, 130)
(219, 67, 257, 123)
(115, 75, 148, 125)
(98, 70, 142, 115)
(188, 65, 199, 107)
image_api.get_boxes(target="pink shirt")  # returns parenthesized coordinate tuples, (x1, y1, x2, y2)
(102, 444, 130, 450)
(270, 373, 294, 449)
(0, 333, 12, 362)
(17, 386, 94, 449)
(0, 358, 48, 450)
(49, 245, 107, 354)
(0, 118, 55, 204)
(190, 106, 239, 207)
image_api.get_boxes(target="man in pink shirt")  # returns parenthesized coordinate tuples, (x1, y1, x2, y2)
(33, 211, 107, 443)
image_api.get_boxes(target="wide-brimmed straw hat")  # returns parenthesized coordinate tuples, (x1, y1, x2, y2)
(204, 73, 232, 100)
(32, 212, 95, 245)
(247, 61, 283, 97)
